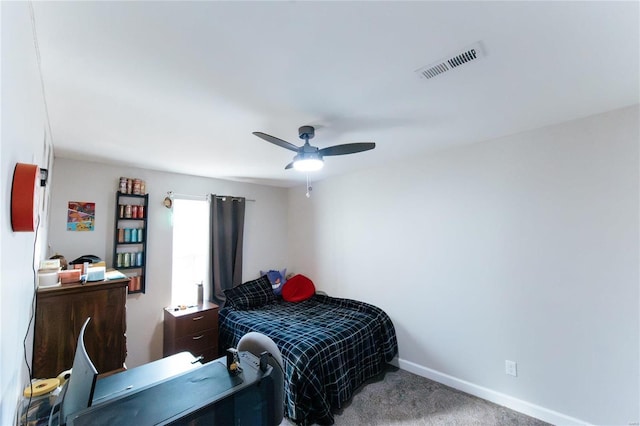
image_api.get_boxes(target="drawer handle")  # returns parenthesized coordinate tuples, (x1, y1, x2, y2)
(192, 316, 204, 321)
(192, 334, 204, 340)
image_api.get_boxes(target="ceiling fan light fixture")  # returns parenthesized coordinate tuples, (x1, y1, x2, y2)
(293, 156, 324, 172)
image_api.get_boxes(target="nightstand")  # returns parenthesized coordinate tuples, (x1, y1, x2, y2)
(163, 301, 219, 362)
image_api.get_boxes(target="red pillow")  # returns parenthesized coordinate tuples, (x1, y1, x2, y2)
(281, 274, 316, 302)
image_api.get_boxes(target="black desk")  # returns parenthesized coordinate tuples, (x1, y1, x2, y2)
(22, 353, 200, 426)
(92, 352, 199, 405)
(66, 352, 276, 426)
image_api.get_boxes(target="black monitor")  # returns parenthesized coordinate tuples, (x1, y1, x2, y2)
(50, 317, 98, 426)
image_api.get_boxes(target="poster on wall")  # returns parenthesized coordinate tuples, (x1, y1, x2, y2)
(67, 201, 95, 231)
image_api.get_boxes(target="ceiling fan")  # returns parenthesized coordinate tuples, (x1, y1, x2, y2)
(253, 125, 375, 172)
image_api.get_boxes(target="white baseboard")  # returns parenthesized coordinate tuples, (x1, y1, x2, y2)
(391, 357, 590, 426)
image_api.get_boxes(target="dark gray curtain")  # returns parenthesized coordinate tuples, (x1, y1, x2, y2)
(209, 195, 245, 306)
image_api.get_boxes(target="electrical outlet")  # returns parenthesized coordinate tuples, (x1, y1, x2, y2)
(505, 360, 517, 377)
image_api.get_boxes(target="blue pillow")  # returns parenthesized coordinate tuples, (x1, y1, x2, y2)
(224, 275, 275, 309)
(259, 268, 287, 296)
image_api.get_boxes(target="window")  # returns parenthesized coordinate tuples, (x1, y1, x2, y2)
(171, 198, 209, 305)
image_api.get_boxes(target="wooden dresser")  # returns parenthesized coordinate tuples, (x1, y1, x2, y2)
(33, 278, 129, 379)
(163, 302, 219, 363)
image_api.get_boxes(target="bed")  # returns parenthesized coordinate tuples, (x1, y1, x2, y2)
(218, 275, 398, 425)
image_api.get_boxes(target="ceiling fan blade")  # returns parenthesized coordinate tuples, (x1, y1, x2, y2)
(252, 132, 300, 152)
(318, 142, 376, 156)
(284, 162, 294, 170)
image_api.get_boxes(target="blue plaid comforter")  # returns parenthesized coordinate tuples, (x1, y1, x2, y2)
(218, 294, 398, 425)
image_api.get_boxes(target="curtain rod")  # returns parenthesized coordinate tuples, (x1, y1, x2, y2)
(166, 191, 256, 202)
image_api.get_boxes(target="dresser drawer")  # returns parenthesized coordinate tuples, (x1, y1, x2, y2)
(174, 328, 217, 354)
(192, 347, 218, 363)
(173, 308, 218, 337)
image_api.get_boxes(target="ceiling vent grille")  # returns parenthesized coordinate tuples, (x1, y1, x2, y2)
(415, 41, 485, 80)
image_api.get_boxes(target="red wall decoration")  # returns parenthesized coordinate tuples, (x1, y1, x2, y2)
(11, 163, 39, 232)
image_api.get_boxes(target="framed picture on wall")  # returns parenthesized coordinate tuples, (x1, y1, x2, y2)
(67, 201, 95, 231)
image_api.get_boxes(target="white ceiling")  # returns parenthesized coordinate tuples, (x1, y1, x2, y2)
(32, 1, 639, 188)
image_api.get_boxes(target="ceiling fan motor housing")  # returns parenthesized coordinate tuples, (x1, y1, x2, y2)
(301, 144, 319, 154)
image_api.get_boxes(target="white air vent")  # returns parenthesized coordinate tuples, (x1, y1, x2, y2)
(415, 41, 485, 80)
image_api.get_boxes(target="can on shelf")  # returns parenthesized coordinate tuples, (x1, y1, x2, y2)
(124, 228, 131, 243)
(119, 177, 127, 193)
(137, 228, 143, 242)
(126, 179, 133, 194)
(137, 205, 144, 219)
(131, 276, 141, 291)
(140, 180, 146, 195)
(124, 205, 132, 218)
(116, 253, 123, 268)
(119, 204, 125, 218)
(133, 179, 141, 195)
(123, 253, 131, 268)
(131, 205, 138, 219)
(136, 251, 143, 266)
(118, 228, 124, 243)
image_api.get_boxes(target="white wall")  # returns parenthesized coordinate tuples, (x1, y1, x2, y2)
(0, 2, 54, 423)
(288, 105, 639, 425)
(48, 159, 289, 368)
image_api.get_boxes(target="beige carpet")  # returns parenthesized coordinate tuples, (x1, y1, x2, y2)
(280, 366, 550, 426)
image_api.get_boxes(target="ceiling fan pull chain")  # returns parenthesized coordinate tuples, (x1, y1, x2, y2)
(306, 174, 312, 198)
